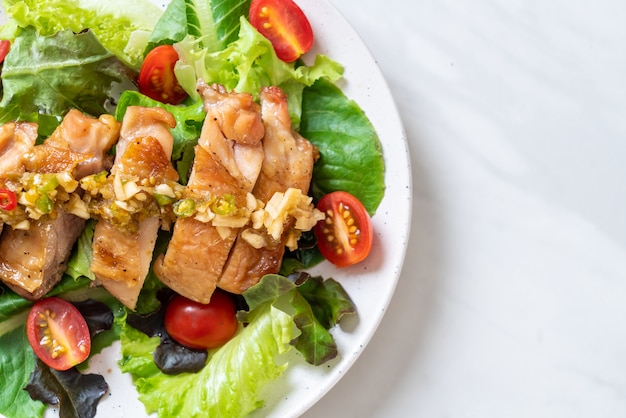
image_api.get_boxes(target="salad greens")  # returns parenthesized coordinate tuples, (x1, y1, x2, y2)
(0, 0, 386, 416)
(145, 0, 251, 53)
(150, 0, 343, 126)
(0, 325, 44, 418)
(0, 0, 163, 69)
(301, 78, 385, 214)
(173, 17, 344, 126)
(0, 27, 136, 136)
(120, 273, 354, 417)
(25, 359, 109, 418)
(119, 292, 294, 418)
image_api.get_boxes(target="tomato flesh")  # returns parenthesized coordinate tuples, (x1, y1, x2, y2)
(164, 290, 239, 350)
(138, 45, 188, 105)
(26, 297, 91, 371)
(314, 191, 373, 267)
(0, 40, 10, 64)
(249, 0, 314, 62)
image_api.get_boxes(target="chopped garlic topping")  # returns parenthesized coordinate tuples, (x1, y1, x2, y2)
(67, 194, 90, 219)
(251, 188, 324, 241)
(154, 183, 176, 198)
(10, 163, 322, 252)
(114, 174, 141, 201)
(241, 228, 267, 249)
(216, 225, 233, 240)
(13, 220, 30, 230)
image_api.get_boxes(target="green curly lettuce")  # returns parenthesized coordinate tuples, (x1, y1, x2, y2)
(119, 301, 295, 418)
(0, 0, 163, 68)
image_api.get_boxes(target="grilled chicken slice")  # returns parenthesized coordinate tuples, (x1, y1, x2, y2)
(154, 82, 264, 304)
(218, 86, 315, 294)
(0, 111, 119, 300)
(91, 106, 177, 310)
(0, 122, 38, 176)
(26, 109, 120, 177)
(0, 210, 86, 298)
(196, 81, 265, 190)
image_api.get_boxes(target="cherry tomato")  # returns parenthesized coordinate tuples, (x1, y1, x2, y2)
(0, 188, 17, 211)
(164, 290, 239, 350)
(138, 45, 188, 105)
(249, 0, 314, 62)
(26, 297, 91, 371)
(0, 40, 10, 64)
(314, 191, 373, 267)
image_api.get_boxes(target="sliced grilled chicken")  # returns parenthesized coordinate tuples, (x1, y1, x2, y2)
(30, 109, 120, 178)
(0, 111, 119, 300)
(153, 82, 264, 304)
(91, 107, 177, 310)
(218, 86, 315, 294)
(0, 121, 38, 176)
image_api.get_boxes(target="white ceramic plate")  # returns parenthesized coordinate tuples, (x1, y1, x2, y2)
(0, 0, 411, 416)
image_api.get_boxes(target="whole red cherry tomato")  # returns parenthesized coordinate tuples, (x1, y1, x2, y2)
(164, 290, 239, 350)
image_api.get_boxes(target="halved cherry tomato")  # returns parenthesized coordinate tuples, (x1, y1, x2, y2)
(164, 290, 239, 350)
(249, 0, 314, 62)
(26, 297, 91, 371)
(0, 188, 17, 211)
(138, 45, 188, 105)
(314, 191, 373, 267)
(0, 40, 10, 64)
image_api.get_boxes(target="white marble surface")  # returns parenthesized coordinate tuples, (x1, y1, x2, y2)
(305, 0, 626, 417)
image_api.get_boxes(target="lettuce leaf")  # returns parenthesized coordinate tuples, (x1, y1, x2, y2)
(146, 0, 250, 53)
(174, 17, 344, 127)
(119, 273, 356, 417)
(243, 274, 356, 365)
(0, 0, 164, 68)
(65, 220, 97, 282)
(119, 301, 295, 418)
(0, 326, 45, 418)
(25, 359, 109, 418)
(301, 78, 385, 215)
(0, 27, 137, 136)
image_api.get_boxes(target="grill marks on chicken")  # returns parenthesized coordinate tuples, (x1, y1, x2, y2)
(153, 82, 265, 304)
(91, 106, 177, 310)
(218, 86, 315, 294)
(0, 111, 119, 300)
